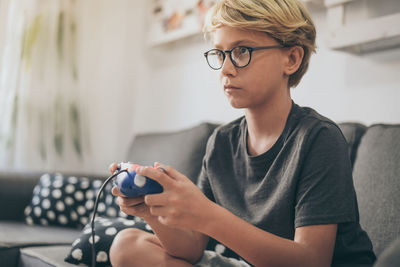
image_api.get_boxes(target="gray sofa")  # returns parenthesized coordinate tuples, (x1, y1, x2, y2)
(0, 121, 399, 266)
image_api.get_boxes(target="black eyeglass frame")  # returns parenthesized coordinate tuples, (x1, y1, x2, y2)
(204, 45, 288, 70)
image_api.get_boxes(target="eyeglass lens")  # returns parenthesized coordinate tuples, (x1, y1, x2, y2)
(206, 47, 251, 69)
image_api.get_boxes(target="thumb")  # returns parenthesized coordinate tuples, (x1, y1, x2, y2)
(156, 163, 188, 182)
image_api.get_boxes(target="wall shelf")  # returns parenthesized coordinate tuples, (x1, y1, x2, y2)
(301, 0, 324, 7)
(324, 0, 400, 53)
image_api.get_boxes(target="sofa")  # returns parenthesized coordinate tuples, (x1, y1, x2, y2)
(0, 121, 399, 266)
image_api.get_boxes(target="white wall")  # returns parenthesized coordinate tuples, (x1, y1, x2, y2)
(74, 0, 142, 174)
(293, 6, 400, 125)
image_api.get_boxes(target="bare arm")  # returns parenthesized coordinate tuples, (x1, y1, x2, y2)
(201, 202, 337, 267)
(144, 213, 209, 263)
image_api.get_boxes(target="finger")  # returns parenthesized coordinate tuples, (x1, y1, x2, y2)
(117, 196, 145, 207)
(136, 166, 175, 188)
(112, 186, 145, 202)
(111, 185, 124, 197)
(109, 162, 118, 174)
(112, 185, 142, 200)
(149, 205, 170, 217)
(120, 202, 147, 215)
(144, 192, 169, 207)
(157, 163, 188, 182)
(154, 162, 161, 168)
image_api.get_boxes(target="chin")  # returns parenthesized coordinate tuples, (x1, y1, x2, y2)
(228, 99, 247, 109)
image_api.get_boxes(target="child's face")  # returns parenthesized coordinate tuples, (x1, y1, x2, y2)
(212, 26, 290, 110)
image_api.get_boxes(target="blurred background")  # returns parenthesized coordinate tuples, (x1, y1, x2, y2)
(0, 0, 399, 175)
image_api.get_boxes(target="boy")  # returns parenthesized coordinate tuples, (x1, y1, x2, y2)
(110, 0, 376, 266)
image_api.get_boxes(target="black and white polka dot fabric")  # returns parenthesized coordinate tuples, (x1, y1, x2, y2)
(64, 217, 152, 266)
(206, 237, 241, 260)
(25, 173, 105, 228)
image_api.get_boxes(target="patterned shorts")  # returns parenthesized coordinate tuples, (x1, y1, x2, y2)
(194, 250, 251, 267)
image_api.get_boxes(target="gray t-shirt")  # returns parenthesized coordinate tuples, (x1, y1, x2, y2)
(198, 102, 376, 266)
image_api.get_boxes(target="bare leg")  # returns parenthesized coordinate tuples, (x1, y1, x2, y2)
(110, 228, 193, 267)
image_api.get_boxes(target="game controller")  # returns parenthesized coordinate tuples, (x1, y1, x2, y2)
(113, 162, 163, 197)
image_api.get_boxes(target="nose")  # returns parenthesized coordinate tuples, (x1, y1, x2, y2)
(220, 52, 237, 77)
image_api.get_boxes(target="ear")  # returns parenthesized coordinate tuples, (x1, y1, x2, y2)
(283, 46, 304, 76)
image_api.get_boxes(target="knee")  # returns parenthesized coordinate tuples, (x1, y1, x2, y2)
(110, 228, 147, 267)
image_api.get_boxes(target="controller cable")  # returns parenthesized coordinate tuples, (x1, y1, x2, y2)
(90, 169, 128, 267)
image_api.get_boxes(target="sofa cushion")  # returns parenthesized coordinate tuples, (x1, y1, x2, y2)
(373, 237, 400, 267)
(338, 122, 367, 167)
(19, 245, 76, 267)
(0, 221, 80, 247)
(352, 124, 400, 256)
(126, 122, 218, 183)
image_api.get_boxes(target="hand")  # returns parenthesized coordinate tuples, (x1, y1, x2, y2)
(108, 162, 118, 174)
(108, 162, 153, 219)
(138, 163, 213, 231)
(111, 186, 154, 219)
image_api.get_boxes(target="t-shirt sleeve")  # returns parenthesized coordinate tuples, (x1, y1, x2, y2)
(197, 132, 216, 202)
(294, 124, 357, 228)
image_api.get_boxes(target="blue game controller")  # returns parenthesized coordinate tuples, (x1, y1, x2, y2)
(114, 163, 163, 197)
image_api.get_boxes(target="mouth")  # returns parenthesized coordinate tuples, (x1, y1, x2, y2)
(224, 85, 241, 91)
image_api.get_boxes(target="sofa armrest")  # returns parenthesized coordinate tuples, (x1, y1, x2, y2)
(0, 172, 41, 221)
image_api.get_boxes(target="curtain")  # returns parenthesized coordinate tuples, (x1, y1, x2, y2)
(0, 0, 90, 172)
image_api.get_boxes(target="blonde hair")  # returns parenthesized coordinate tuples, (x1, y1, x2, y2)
(203, 0, 316, 88)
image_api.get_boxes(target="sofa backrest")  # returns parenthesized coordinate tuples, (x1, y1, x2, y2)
(126, 122, 219, 183)
(0, 172, 42, 221)
(0, 171, 106, 222)
(350, 124, 400, 256)
(338, 123, 367, 167)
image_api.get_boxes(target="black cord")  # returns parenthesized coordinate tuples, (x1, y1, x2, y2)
(90, 169, 128, 267)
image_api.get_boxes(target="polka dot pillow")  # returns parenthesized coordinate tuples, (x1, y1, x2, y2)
(64, 216, 152, 266)
(24, 173, 105, 228)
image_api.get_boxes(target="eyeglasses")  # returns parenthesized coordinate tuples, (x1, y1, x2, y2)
(204, 45, 287, 70)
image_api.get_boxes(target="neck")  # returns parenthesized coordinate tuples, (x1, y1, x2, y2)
(245, 89, 292, 155)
